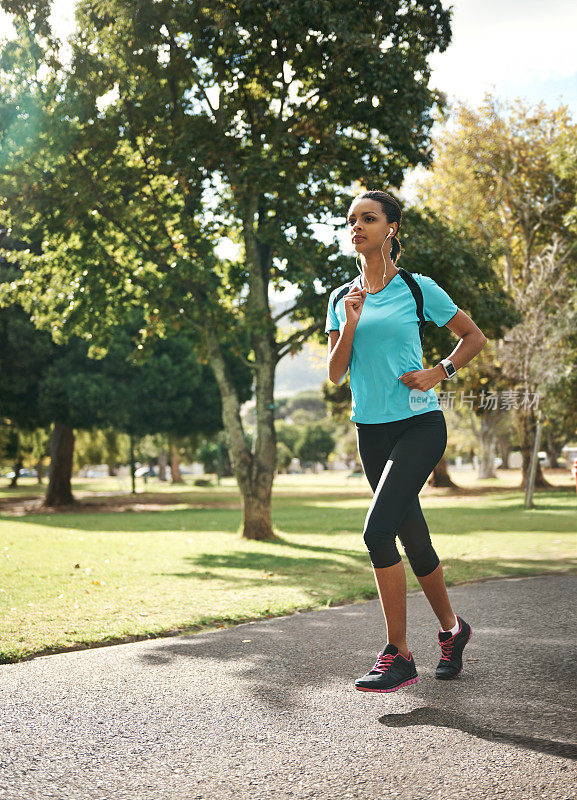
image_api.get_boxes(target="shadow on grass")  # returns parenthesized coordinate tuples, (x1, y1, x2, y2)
(163, 545, 369, 583)
(162, 549, 577, 586)
(3, 560, 576, 668)
(0, 507, 245, 533)
(1, 488, 575, 536)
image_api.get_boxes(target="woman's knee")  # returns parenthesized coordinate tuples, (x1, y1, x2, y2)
(403, 540, 440, 577)
(363, 529, 402, 569)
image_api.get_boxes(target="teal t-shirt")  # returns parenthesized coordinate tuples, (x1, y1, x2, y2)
(325, 271, 458, 423)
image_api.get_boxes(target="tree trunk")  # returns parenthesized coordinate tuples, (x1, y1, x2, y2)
(36, 458, 44, 484)
(170, 437, 184, 484)
(9, 459, 22, 488)
(478, 414, 498, 478)
(204, 329, 276, 541)
(427, 455, 458, 488)
(43, 422, 75, 507)
(515, 407, 551, 489)
(241, 490, 275, 540)
(545, 430, 559, 469)
(104, 429, 119, 475)
(496, 435, 512, 468)
(158, 448, 168, 481)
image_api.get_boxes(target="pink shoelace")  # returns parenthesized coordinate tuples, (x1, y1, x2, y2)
(439, 635, 455, 662)
(372, 652, 396, 673)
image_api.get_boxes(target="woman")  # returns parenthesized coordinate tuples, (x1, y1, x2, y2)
(325, 190, 487, 693)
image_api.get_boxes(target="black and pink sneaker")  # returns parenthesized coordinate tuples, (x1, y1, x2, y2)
(435, 615, 472, 680)
(355, 643, 419, 693)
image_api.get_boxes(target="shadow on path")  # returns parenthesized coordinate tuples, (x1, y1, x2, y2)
(380, 706, 577, 760)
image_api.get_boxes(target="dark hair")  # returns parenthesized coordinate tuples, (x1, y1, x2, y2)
(356, 190, 403, 264)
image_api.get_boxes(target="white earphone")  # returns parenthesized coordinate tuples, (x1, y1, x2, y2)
(355, 227, 397, 293)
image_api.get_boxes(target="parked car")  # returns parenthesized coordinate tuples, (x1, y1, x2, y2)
(4, 468, 37, 478)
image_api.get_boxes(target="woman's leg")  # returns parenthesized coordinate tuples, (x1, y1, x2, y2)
(358, 411, 448, 649)
(361, 411, 447, 569)
(356, 423, 410, 655)
(373, 496, 442, 657)
(396, 498, 457, 630)
(396, 497, 440, 578)
(372, 561, 410, 658)
(415, 564, 457, 631)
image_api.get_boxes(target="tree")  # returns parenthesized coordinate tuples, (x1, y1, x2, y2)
(0, 240, 55, 487)
(417, 94, 577, 487)
(73, 427, 127, 475)
(36, 314, 251, 505)
(0, 247, 250, 504)
(498, 236, 577, 482)
(295, 423, 335, 471)
(0, 0, 455, 536)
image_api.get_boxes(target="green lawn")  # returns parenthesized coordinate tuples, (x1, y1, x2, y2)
(0, 472, 575, 663)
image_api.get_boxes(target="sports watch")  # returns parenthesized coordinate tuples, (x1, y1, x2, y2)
(439, 358, 457, 380)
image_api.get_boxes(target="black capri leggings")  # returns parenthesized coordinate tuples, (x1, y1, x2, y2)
(355, 409, 447, 576)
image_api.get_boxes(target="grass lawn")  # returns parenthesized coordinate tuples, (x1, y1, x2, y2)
(0, 470, 575, 663)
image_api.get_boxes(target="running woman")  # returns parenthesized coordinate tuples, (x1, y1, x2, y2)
(326, 190, 487, 693)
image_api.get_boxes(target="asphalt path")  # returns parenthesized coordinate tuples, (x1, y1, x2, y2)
(1, 573, 576, 800)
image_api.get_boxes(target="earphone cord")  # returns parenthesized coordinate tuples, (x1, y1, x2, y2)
(355, 232, 393, 293)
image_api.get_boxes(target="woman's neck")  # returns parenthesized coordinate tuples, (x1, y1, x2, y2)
(359, 251, 398, 292)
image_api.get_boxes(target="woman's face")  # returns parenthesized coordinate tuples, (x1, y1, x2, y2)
(347, 198, 396, 253)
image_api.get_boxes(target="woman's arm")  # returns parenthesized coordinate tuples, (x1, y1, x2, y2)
(327, 285, 367, 384)
(399, 309, 487, 391)
(434, 308, 487, 377)
(327, 324, 357, 384)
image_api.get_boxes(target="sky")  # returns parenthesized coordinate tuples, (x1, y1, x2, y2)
(2, 0, 576, 301)
(428, 0, 577, 112)
(398, 0, 577, 221)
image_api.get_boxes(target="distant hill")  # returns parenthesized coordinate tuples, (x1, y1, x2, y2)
(271, 295, 327, 398)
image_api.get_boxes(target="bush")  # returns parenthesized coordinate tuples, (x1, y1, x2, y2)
(193, 478, 214, 487)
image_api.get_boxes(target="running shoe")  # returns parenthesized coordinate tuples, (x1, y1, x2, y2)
(355, 643, 419, 693)
(435, 615, 472, 680)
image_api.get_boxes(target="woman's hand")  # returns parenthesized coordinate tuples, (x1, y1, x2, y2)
(344, 285, 367, 326)
(398, 366, 444, 392)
